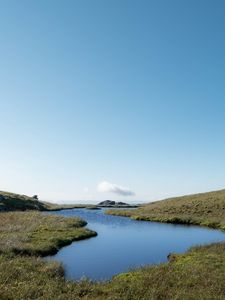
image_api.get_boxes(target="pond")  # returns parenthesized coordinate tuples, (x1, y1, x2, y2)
(46, 208, 225, 281)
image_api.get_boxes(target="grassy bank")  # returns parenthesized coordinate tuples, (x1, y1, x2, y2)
(0, 241, 225, 299)
(106, 189, 225, 231)
(1, 189, 225, 299)
(0, 212, 97, 256)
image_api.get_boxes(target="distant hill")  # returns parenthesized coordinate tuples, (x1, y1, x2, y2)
(107, 189, 225, 230)
(0, 191, 48, 211)
(0, 191, 88, 212)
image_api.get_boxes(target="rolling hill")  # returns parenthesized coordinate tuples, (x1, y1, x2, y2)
(107, 189, 225, 230)
(0, 191, 89, 211)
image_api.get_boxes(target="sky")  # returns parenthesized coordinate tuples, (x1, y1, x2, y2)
(0, 0, 225, 203)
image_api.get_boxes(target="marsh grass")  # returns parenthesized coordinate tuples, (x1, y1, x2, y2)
(0, 242, 225, 299)
(106, 189, 225, 231)
(0, 212, 96, 256)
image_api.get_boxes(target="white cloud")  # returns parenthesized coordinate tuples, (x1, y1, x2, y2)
(97, 181, 135, 196)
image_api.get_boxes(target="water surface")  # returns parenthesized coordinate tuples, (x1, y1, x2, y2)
(47, 208, 225, 281)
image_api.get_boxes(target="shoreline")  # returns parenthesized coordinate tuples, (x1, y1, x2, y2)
(1, 210, 225, 299)
(106, 209, 225, 232)
(1, 188, 225, 299)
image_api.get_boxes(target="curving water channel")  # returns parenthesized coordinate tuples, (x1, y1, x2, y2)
(46, 208, 225, 281)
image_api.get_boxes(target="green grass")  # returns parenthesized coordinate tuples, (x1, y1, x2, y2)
(0, 242, 225, 299)
(0, 212, 97, 256)
(107, 242, 225, 300)
(106, 188, 225, 231)
(1, 188, 225, 299)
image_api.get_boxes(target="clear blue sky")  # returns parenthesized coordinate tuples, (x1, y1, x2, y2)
(0, 0, 225, 203)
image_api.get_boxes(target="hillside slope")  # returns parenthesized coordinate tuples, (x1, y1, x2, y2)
(0, 191, 49, 211)
(107, 189, 225, 230)
(0, 191, 89, 211)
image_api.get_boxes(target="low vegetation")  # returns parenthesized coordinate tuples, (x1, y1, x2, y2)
(0, 241, 225, 299)
(106, 189, 225, 231)
(1, 189, 225, 299)
(0, 212, 97, 256)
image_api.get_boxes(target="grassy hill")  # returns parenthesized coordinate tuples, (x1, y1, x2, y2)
(0, 191, 49, 211)
(0, 191, 94, 211)
(107, 189, 225, 231)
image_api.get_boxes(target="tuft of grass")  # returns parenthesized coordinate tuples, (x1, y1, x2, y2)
(106, 188, 225, 231)
(0, 254, 101, 300)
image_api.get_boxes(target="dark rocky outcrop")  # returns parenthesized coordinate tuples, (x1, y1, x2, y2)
(98, 200, 137, 208)
(117, 201, 128, 205)
(98, 200, 116, 206)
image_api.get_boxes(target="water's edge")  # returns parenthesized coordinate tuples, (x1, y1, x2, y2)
(46, 208, 225, 281)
